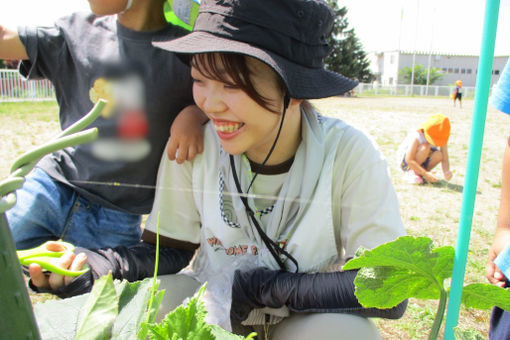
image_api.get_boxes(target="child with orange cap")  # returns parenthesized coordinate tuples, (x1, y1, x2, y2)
(399, 113, 452, 184)
(453, 80, 463, 108)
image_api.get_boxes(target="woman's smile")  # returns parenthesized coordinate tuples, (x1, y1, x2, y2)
(212, 119, 245, 140)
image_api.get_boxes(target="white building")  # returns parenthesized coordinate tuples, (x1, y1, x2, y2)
(368, 51, 509, 87)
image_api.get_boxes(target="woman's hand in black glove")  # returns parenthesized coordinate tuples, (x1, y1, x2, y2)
(230, 267, 294, 323)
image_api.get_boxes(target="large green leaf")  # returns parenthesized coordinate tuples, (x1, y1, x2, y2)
(75, 273, 118, 340)
(461, 283, 510, 311)
(35, 276, 164, 340)
(343, 236, 455, 307)
(112, 278, 164, 340)
(146, 285, 214, 340)
(35, 293, 89, 340)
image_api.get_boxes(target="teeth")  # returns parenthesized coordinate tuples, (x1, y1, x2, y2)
(214, 122, 243, 133)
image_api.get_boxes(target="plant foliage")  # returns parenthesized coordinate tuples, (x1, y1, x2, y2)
(34, 276, 255, 340)
(398, 64, 443, 85)
(344, 236, 510, 339)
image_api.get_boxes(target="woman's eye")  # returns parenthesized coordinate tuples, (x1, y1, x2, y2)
(224, 84, 240, 90)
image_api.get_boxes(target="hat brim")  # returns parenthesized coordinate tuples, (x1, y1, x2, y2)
(154, 31, 358, 99)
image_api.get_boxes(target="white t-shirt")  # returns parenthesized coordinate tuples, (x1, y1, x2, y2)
(146, 108, 405, 276)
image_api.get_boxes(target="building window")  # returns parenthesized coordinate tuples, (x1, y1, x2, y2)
(461, 68, 466, 74)
(448, 68, 453, 73)
(454, 68, 460, 74)
(494, 70, 500, 75)
(467, 69, 472, 74)
(389, 77, 394, 85)
(442, 68, 447, 73)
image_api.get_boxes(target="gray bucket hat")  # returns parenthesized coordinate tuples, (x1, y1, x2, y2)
(154, 0, 358, 99)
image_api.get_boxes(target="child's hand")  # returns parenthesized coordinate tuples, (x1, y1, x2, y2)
(443, 170, 453, 181)
(422, 172, 438, 183)
(486, 232, 510, 287)
(167, 105, 207, 164)
(29, 251, 88, 290)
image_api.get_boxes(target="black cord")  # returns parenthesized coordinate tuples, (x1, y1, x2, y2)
(230, 155, 298, 272)
(246, 94, 291, 193)
(227, 94, 299, 272)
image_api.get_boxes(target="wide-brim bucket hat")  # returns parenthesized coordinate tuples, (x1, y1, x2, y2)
(154, 0, 359, 99)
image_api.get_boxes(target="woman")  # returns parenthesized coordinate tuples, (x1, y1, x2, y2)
(29, 0, 407, 338)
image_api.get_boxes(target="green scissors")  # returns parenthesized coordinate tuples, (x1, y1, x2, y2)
(17, 241, 89, 277)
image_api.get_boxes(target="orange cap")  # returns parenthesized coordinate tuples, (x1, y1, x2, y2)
(456, 80, 462, 87)
(420, 114, 451, 147)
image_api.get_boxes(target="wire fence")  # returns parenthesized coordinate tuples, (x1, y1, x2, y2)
(0, 69, 55, 102)
(0, 69, 483, 102)
(353, 83, 478, 98)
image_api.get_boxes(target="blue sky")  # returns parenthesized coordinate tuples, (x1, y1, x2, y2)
(2, 0, 509, 56)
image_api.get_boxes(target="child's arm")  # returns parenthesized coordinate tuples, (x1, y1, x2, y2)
(0, 25, 28, 60)
(167, 105, 208, 164)
(487, 142, 510, 287)
(440, 145, 452, 180)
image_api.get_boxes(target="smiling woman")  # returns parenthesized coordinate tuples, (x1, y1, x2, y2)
(26, 0, 408, 339)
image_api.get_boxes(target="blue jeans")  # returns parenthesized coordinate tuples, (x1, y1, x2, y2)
(6, 167, 142, 250)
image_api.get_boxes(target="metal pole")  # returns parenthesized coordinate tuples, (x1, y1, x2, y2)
(443, 0, 500, 338)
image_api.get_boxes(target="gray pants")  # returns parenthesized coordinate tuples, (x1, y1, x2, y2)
(157, 274, 381, 340)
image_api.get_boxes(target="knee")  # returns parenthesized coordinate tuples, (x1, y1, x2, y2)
(270, 313, 381, 340)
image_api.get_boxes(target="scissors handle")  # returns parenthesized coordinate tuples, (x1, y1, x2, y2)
(17, 241, 90, 277)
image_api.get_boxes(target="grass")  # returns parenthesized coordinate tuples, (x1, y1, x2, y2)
(1, 96, 509, 339)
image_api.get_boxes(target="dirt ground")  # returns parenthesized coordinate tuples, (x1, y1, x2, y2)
(1, 96, 509, 339)
(313, 96, 508, 339)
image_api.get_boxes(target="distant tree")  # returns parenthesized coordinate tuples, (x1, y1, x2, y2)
(0, 59, 18, 69)
(324, 0, 373, 83)
(398, 64, 443, 85)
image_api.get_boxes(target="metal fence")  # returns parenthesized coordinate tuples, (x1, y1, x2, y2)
(0, 69, 55, 102)
(0, 69, 484, 102)
(353, 83, 478, 98)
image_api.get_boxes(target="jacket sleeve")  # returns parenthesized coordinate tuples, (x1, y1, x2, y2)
(29, 242, 194, 298)
(231, 267, 407, 322)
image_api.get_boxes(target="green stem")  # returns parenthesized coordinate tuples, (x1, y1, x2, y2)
(146, 212, 161, 324)
(429, 289, 448, 340)
(10, 128, 97, 175)
(56, 99, 106, 138)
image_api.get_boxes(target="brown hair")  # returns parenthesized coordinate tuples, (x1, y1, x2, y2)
(190, 53, 286, 114)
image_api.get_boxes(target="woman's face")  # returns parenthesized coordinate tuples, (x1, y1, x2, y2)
(191, 56, 285, 163)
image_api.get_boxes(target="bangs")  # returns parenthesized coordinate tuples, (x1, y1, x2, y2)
(191, 53, 283, 114)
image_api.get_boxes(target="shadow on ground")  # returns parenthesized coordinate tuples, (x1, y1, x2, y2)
(427, 180, 475, 194)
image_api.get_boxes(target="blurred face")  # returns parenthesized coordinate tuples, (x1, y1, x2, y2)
(191, 55, 285, 163)
(87, 0, 130, 15)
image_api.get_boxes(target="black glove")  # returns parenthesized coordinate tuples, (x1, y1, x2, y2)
(29, 242, 194, 298)
(230, 267, 408, 323)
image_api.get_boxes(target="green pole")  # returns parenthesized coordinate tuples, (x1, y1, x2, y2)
(444, 0, 500, 338)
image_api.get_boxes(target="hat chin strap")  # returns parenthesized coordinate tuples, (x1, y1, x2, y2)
(246, 94, 290, 193)
(228, 93, 299, 272)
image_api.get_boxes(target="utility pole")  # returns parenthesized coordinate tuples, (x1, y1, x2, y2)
(410, 0, 420, 94)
